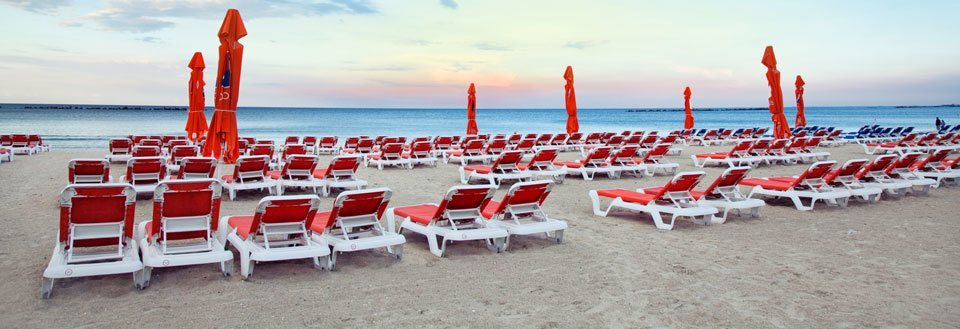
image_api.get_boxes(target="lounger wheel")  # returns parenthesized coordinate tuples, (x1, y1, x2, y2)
(40, 278, 54, 299)
(553, 230, 565, 244)
(393, 244, 404, 261)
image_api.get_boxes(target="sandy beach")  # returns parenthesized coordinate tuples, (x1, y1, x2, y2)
(0, 143, 956, 328)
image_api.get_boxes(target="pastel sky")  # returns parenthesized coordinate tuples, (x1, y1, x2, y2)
(1, 0, 958, 108)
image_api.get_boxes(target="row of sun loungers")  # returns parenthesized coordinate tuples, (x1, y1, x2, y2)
(0, 134, 49, 162)
(42, 179, 567, 298)
(692, 137, 831, 167)
(861, 132, 960, 155)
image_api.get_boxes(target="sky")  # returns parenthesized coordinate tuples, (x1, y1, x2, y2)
(0, 0, 958, 108)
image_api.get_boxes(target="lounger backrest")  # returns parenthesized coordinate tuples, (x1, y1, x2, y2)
(462, 139, 485, 154)
(109, 138, 132, 154)
(59, 183, 137, 246)
(282, 144, 307, 159)
(698, 167, 750, 197)
(178, 157, 217, 179)
(746, 139, 769, 154)
(232, 156, 270, 182)
(507, 134, 522, 144)
(320, 156, 361, 180)
(583, 146, 613, 165)
(302, 136, 317, 147)
(789, 161, 836, 187)
(526, 149, 558, 169)
(250, 144, 274, 158)
(488, 150, 523, 172)
(659, 135, 678, 144)
(514, 139, 535, 151)
(356, 138, 375, 152)
(639, 135, 657, 147)
(610, 145, 639, 163)
(344, 136, 360, 149)
(897, 133, 917, 145)
(785, 138, 807, 152)
(566, 132, 583, 144)
(550, 134, 567, 145)
(605, 135, 624, 146)
(242, 196, 322, 238)
(411, 141, 433, 157)
(535, 134, 552, 145)
(766, 139, 788, 153)
(484, 180, 553, 218)
(622, 134, 641, 146)
(885, 153, 923, 173)
(315, 188, 392, 232)
(434, 136, 453, 149)
(378, 143, 404, 160)
(430, 185, 496, 223)
(804, 137, 822, 149)
(133, 146, 161, 157)
(824, 159, 868, 183)
(915, 149, 952, 170)
(642, 143, 671, 161)
(125, 157, 166, 184)
(170, 145, 199, 163)
(281, 155, 319, 180)
(0, 135, 11, 146)
(319, 136, 337, 148)
(150, 179, 222, 240)
(702, 130, 717, 138)
(69, 159, 111, 184)
(664, 171, 705, 193)
(284, 136, 300, 145)
(793, 131, 807, 138)
(584, 132, 601, 143)
(485, 139, 507, 154)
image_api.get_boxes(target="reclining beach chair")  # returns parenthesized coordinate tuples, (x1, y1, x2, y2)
(512, 138, 537, 154)
(798, 137, 830, 161)
(481, 181, 567, 248)
(686, 129, 718, 146)
(556, 146, 621, 180)
(608, 145, 647, 177)
(739, 161, 851, 211)
(634, 143, 681, 175)
(27, 134, 49, 152)
(106, 138, 133, 163)
(853, 154, 913, 198)
(176, 157, 218, 180)
(366, 143, 412, 170)
(407, 141, 439, 167)
(166, 145, 199, 174)
(222, 195, 331, 279)
(912, 149, 960, 187)
(10, 134, 36, 155)
(136, 179, 233, 288)
(517, 149, 566, 183)
(42, 184, 143, 298)
(676, 167, 766, 223)
(691, 140, 756, 168)
(221, 155, 278, 200)
(560, 132, 584, 151)
(758, 138, 794, 165)
(270, 155, 324, 195)
(121, 157, 166, 194)
(883, 152, 938, 194)
(132, 145, 162, 158)
(309, 188, 406, 269)
(445, 139, 486, 165)
(822, 159, 883, 203)
(312, 155, 367, 197)
(139, 138, 163, 148)
(388, 185, 508, 257)
(862, 133, 917, 155)
(589, 171, 719, 230)
(432, 136, 454, 155)
(316, 136, 339, 155)
(459, 150, 531, 187)
(68, 159, 112, 184)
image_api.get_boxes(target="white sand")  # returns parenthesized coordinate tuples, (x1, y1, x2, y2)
(1, 144, 959, 328)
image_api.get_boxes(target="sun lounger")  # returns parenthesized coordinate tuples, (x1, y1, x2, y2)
(589, 171, 719, 230)
(459, 150, 531, 186)
(517, 149, 566, 183)
(106, 138, 133, 163)
(270, 155, 324, 195)
(481, 181, 567, 247)
(41, 184, 143, 298)
(166, 145, 199, 174)
(608, 145, 648, 177)
(445, 139, 486, 165)
(678, 167, 765, 223)
(221, 155, 278, 200)
(120, 156, 167, 194)
(822, 159, 883, 203)
(407, 141, 439, 167)
(883, 152, 938, 194)
(132, 145, 162, 158)
(556, 146, 621, 180)
(316, 136, 339, 155)
(739, 161, 851, 211)
(853, 155, 913, 198)
(312, 155, 367, 197)
(68, 159, 112, 184)
(176, 157, 217, 179)
(691, 140, 758, 168)
(309, 188, 406, 269)
(222, 195, 331, 279)
(633, 143, 680, 175)
(136, 179, 233, 288)
(388, 185, 508, 257)
(366, 142, 412, 170)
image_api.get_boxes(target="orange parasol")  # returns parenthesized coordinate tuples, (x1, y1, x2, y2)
(203, 9, 246, 163)
(683, 86, 694, 129)
(185, 52, 208, 142)
(761, 46, 791, 139)
(466, 83, 478, 135)
(563, 66, 579, 134)
(794, 75, 806, 127)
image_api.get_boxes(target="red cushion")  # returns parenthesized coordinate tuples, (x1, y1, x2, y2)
(310, 211, 333, 233)
(228, 216, 255, 239)
(694, 152, 729, 159)
(463, 165, 492, 174)
(556, 161, 581, 168)
(267, 170, 281, 180)
(221, 174, 236, 183)
(739, 178, 795, 191)
(312, 168, 329, 179)
(595, 189, 657, 204)
(393, 204, 438, 224)
(481, 200, 501, 219)
(367, 154, 383, 160)
(447, 150, 464, 156)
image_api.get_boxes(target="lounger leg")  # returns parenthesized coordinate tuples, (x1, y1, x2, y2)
(427, 233, 444, 257)
(240, 253, 254, 280)
(552, 230, 564, 244)
(651, 212, 674, 230)
(589, 191, 612, 216)
(40, 277, 54, 299)
(328, 252, 338, 271)
(138, 267, 153, 289)
(790, 196, 815, 211)
(221, 259, 233, 277)
(392, 243, 404, 260)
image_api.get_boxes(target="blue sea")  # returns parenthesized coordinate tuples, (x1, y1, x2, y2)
(2, 104, 958, 148)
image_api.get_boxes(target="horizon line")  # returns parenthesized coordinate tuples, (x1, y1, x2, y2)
(3, 102, 958, 110)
